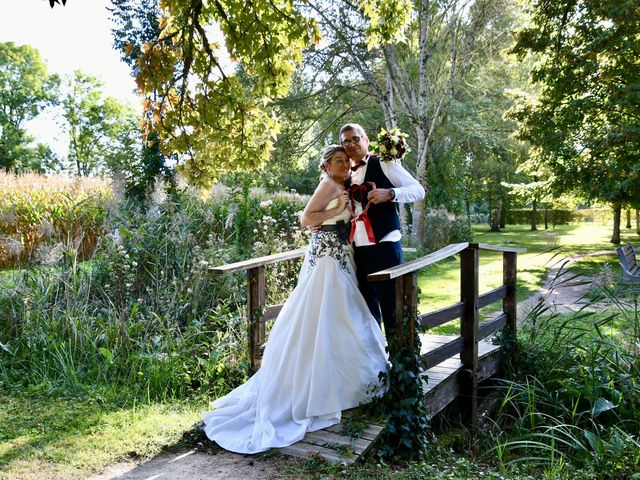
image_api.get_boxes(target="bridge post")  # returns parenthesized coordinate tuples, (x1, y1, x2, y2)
(393, 272, 418, 351)
(247, 266, 266, 371)
(503, 251, 518, 364)
(460, 244, 479, 427)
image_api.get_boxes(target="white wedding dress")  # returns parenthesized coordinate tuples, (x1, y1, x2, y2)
(202, 199, 388, 454)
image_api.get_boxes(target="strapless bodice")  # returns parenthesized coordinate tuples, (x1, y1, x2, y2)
(321, 197, 351, 225)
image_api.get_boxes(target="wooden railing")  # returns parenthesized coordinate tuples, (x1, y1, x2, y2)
(368, 242, 526, 424)
(210, 241, 526, 424)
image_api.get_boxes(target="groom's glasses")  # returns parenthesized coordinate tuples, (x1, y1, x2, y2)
(341, 136, 361, 147)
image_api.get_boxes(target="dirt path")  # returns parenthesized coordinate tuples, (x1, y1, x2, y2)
(84, 448, 295, 480)
(516, 249, 615, 320)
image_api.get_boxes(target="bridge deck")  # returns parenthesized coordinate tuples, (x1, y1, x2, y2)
(280, 335, 501, 464)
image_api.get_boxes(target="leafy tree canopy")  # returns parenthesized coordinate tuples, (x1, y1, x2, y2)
(128, 0, 410, 186)
(509, 0, 640, 207)
(0, 42, 59, 171)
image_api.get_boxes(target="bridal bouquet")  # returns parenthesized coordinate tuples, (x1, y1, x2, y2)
(375, 127, 410, 162)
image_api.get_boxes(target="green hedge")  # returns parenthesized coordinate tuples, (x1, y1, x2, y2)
(505, 208, 575, 226)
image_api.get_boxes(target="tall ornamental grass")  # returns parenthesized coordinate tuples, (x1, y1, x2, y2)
(0, 182, 309, 400)
(0, 172, 111, 268)
(486, 275, 640, 479)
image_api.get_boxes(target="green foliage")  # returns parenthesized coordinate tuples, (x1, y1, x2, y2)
(62, 71, 140, 177)
(0, 184, 309, 400)
(0, 42, 60, 172)
(487, 285, 640, 477)
(505, 208, 574, 226)
(509, 0, 640, 207)
(422, 209, 473, 252)
(375, 309, 429, 460)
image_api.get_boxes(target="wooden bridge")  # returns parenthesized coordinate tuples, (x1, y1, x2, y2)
(211, 241, 525, 464)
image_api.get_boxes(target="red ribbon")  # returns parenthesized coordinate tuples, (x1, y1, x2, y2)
(347, 181, 377, 244)
(349, 209, 376, 244)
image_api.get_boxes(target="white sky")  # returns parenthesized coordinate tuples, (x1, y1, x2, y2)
(0, 0, 140, 155)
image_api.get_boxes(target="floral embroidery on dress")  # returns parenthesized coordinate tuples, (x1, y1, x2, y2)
(303, 231, 352, 276)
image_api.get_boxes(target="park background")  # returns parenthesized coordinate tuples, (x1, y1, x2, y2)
(1, 1, 639, 479)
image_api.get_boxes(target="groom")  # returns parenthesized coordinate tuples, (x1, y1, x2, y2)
(340, 123, 425, 337)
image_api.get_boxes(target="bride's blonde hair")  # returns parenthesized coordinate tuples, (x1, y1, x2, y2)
(319, 144, 346, 177)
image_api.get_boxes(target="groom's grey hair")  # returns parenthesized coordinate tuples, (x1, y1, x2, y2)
(339, 123, 367, 138)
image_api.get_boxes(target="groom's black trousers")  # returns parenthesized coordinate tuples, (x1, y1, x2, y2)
(353, 240, 403, 337)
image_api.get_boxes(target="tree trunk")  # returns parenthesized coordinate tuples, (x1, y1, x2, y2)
(411, 129, 429, 244)
(636, 209, 640, 235)
(488, 198, 493, 227)
(499, 199, 506, 229)
(544, 207, 549, 230)
(531, 198, 538, 231)
(490, 205, 501, 232)
(611, 204, 621, 244)
(626, 208, 632, 229)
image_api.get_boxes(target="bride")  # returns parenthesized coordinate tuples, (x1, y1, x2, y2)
(202, 145, 388, 454)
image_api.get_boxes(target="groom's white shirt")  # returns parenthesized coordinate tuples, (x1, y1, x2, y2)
(350, 154, 425, 247)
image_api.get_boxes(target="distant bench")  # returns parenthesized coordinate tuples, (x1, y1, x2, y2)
(616, 243, 640, 284)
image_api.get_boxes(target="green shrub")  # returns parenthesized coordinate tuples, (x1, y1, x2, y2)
(0, 184, 309, 400)
(487, 284, 640, 478)
(505, 208, 575, 226)
(423, 209, 473, 252)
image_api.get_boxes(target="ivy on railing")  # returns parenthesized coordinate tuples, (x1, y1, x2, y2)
(375, 306, 430, 460)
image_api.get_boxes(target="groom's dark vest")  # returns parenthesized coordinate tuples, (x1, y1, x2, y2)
(360, 155, 401, 243)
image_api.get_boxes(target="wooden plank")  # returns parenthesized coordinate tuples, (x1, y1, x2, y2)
(478, 314, 507, 340)
(325, 423, 383, 442)
(281, 441, 356, 464)
(423, 370, 461, 419)
(422, 336, 464, 368)
(478, 285, 507, 309)
(503, 251, 518, 363)
(478, 341, 501, 358)
(210, 248, 306, 274)
(477, 243, 527, 253)
(477, 348, 501, 381)
(368, 242, 469, 281)
(419, 302, 464, 328)
(302, 430, 370, 455)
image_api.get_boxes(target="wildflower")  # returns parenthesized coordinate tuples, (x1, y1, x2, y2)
(260, 199, 273, 208)
(187, 288, 193, 294)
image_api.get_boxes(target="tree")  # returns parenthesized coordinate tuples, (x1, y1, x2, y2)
(0, 42, 59, 172)
(62, 70, 139, 176)
(129, 0, 322, 185)
(510, 0, 640, 244)
(300, 0, 518, 242)
(109, 0, 176, 198)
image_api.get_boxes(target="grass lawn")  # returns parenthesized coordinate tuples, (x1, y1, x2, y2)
(419, 222, 640, 335)
(0, 386, 201, 480)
